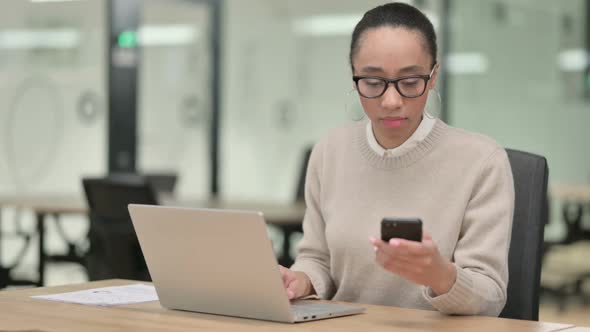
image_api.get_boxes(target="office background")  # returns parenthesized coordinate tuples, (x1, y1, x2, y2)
(0, 0, 589, 324)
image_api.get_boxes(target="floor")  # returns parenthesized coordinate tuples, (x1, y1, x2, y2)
(1, 208, 589, 327)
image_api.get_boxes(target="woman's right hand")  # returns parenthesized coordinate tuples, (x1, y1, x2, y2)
(278, 265, 314, 300)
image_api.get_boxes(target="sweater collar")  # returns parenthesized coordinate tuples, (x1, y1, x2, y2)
(366, 115, 437, 157)
(356, 119, 447, 170)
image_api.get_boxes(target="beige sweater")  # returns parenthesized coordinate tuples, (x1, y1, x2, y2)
(291, 119, 514, 316)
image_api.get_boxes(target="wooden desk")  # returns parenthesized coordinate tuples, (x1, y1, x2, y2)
(0, 194, 306, 286)
(0, 280, 575, 332)
(561, 328, 590, 332)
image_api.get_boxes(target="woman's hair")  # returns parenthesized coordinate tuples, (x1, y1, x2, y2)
(349, 2, 437, 72)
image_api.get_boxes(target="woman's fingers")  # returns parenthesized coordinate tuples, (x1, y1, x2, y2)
(371, 234, 443, 286)
(387, 238, 430, 256)
(279, 265, 297, 299)
(279, 265, 309, 299)
(370, 236, 431, 259)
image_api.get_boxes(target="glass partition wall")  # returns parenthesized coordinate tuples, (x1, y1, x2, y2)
(0, 0, 108, 285)
(447, 0, 590, 239)
(137, 0, 214, 197)
(0, 0, 108, 195)
(220, 0, 444, 202)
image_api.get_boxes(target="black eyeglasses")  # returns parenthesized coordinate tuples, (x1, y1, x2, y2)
(352, 65, 436, 99)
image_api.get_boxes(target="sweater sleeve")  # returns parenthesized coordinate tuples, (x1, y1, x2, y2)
(423, 147, 515, 316)
(290, 143, 336, 299)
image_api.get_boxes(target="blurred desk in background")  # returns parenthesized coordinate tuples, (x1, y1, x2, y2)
(0, 194, 305, 286)
(549, 184, 590, 243)
(0, 194, 86, 287)
(544, 185, 590, 310)
(551, 184, 590, 202)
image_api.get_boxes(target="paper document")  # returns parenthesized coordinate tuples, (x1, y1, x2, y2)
(31, 284, 158, 306)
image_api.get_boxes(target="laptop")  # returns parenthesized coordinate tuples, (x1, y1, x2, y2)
(128, 204, 366, 323)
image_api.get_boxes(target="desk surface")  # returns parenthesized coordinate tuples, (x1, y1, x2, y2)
(0, 194, 306, 225)
(0, 280, 575, 332)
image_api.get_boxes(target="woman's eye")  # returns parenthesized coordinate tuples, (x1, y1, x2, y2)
(364, 79, 383, 86)
(400, 79, 419, 87)
(400, 78, 420, 85)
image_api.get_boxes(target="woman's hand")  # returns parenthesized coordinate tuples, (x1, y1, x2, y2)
(279, 265, 314, 299)
(369, 230, 457, 296)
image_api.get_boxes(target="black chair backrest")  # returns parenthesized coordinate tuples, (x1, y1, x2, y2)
(500, 149, 549, 321)
(83, 177, 158, 221)
(145, 173, 178, 194)
(108, 172, 178, 195)
(82, 177, 158, 281)
(295, 146, 313, 202)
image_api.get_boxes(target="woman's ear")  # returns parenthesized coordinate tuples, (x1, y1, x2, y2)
(429, 63, 440, 89)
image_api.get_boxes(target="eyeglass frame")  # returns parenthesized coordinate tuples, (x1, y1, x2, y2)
(352, 63, 437, 99)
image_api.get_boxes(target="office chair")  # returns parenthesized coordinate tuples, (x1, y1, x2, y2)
(145, 173, 178, 195)
(82, 177, 159, 281)
(42, 172, 169, 277)
(275, 146, 313, 267)
(109, 172, 178, 195)
(295, 147, 313, 202)
(499, 149, 549, 321)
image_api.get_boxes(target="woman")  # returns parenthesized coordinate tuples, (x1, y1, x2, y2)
(280, 2, 514, 316)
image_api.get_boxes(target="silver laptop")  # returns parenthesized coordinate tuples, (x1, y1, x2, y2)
(128, 204, 365, 323)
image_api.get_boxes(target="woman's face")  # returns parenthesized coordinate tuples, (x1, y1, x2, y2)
(353, 26, 438, 149)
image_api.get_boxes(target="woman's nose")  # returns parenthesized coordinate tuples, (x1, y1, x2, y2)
(380, 83, 403, 109)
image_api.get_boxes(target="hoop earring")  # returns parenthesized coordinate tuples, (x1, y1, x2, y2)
(424, 88, 442, 119)
(345, 89, 365, 121)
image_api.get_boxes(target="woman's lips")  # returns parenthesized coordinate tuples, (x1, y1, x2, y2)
(382, 117, 406, 128)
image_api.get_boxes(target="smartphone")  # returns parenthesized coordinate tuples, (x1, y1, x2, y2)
(381, 217, 422, 242)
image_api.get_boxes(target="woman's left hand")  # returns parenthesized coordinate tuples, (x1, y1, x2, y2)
(369, 230, 457, 296)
